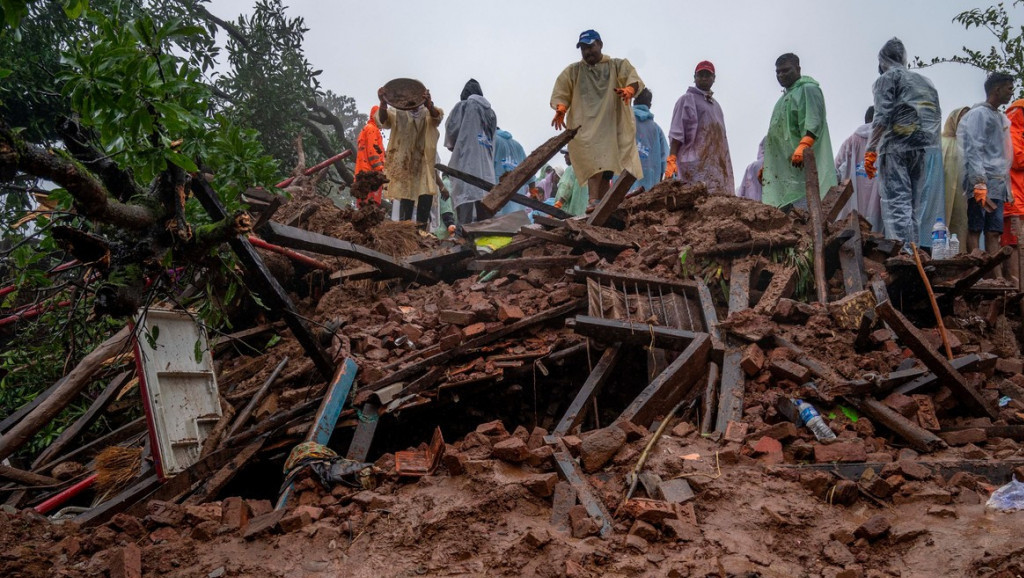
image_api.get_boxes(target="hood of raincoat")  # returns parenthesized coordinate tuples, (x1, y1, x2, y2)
(942, 106, 971, 137)
(496, 129, 513, 140)
(878, 38, 907, 73)
(633, 104, 654, 122)
(786, 75, 820, 93)
(461, 79, 483, 101)
(855, 122, 873, 139)
(466, 94, 491, 109)
(369, 106, 379, 126)
(1009, 99, 1024, 124)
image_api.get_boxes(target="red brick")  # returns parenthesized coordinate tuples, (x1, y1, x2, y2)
(996, 358, 1024, 375)
(246, 499, 273, 518)
(293, 505, 323, 522)
(579, 427, 626, 472)
(723, 421, 749, 443)
(279, 510, 312, 533)
(753, 421, 798, 442)
(813, 440, 867, 463)
(740, 344, 766, 376)
(522, 473, 558, 497)
(496, 301, 525, 322)
(938, 428, 987, 446)
(108, 543, 142, 578)
(243, 509, 284, 541)
(854, 515, 891, 541)
(492, 437, 531, 463)
(439, 309, 477, 325)
(769, 359, 810, 383)
(220, 497, 250, 530)
(882, 393, 920, 418)
(463, 322, 486, 338)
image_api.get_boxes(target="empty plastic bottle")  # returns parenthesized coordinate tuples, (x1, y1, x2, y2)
(931, 217, 948, 260)
(948, 233, 960, 258)
(793, 399, 836, 441)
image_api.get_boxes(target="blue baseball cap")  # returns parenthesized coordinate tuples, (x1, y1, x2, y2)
(576, 29, 601, 48)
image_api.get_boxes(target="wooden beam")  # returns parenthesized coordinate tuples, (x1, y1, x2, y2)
(701, 362, 720, 435)
(31, 371, 133, 470)
(551, 439, 613, 537)
(0, 465, 60, 487)
(728, 261, 752, 316)
(0, 378, 68, 434)
(839, 213, 865, 295)
(936, 246, 1013, 300)
(191, 179, 334, 380)
(466, 255, 579, 272)
(345, 401, 381, 463)
(695, 279, 724, 352)
(891, 354, 990, 396)
(845, 396, 946, 454)
(308, 359, 358, 445)
(822, 179, 854, 223)
(714, 349, 745, 434)
(803, 149, 828, 304)
(226, 357, 288, 438)
(566, 315, 702, 349)
(569, 267, 699, 299)
(553, 344, 622, 436)
(587, 172, 636, 227)
(34, 418, 146, 477)
(261, 221, 435, 284)
(519, 226, 580, 247)
(434, 163, 572, 220)
(481, 128, 577, 214)
(875, 300, 997, 419)
(618, 334, 711, 428)
(183, 437, 266, 505)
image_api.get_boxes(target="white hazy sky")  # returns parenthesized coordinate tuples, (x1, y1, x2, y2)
(211, 0, 1003, 184)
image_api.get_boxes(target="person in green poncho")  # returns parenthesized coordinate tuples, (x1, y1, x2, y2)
(554, 149, 590, 217)
(761, 53, 837, 208)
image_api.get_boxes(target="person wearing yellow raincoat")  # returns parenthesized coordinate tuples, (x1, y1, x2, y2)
(550, 30, 644, 204)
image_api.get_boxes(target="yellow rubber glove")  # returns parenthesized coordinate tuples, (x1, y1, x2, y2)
(864, 151, 878, 179)
(663, 155, 677, 180)
(614, 85, 636, 103)
(791, 135, 816, 167)
(554, 199, 564, 209)
(551, 104, 567, 130)
(973, 183, 988, 205)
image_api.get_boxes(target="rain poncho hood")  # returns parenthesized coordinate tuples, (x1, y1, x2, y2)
(878, 37, 907, 73)
(376, 105, 443, 201)
(493, 130, 535, 216)
(942, 107, 971, 240)
(668, 86, 735, 195)
(461, 78, 483, 101)
(1006, 99, 1024, 217)
(551, 54, 645, 185)
(445, 94, 497, 207)
(869, 38, 942, 154)
(632, 104, 668, 192)
(762, 76, 837, 207)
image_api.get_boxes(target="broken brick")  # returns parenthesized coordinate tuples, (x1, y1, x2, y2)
(522, 473, 558, 498)
(813, 440, 867, 463)
(854, 515, 891, 541)
(938, 428, 987, 446)
(882, 392, 919, 418)
(108, 543, 142, 578)
(740, 343, 766, 376)
(279, 510, 312, 533)
(769, 359, 810, 384)
(579, 426, 626, 472)
(492, 437, 531, 463)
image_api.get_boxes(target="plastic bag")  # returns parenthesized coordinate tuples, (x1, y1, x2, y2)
(986, 477, 1024, 511)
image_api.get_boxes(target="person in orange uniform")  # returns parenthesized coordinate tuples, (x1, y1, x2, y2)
(355, 105, 386, 206)
(1002, 99, 1024, 283)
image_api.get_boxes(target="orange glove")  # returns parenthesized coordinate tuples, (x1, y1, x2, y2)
(447, 224, 456, 235)
(551, 104, 567, 130)
(663, 155, 677, 180)
(554, 199, 564, 209)
(791, 136, 815, 167)
(528, 185, 541, 199)
(614, 85, 636, 103)
(757, 167, 763, 185)
(864, 151, 878, 179)
(973, 183, 988, 205)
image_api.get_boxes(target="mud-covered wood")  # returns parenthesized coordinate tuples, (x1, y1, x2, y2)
(553, 344, 622, 436)
(618, 334, 711, 428)
(481, 128, 578, 214)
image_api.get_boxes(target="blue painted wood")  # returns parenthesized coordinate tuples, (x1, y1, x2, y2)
(308, 358, 358, 445)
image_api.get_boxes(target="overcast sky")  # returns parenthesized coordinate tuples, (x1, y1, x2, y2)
(213, 0, 1004, 186)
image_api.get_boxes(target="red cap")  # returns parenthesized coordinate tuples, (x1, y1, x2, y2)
(695, 61, 715, 74)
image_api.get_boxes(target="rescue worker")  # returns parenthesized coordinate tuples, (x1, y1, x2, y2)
(835, 107, 882, 231)
(666, 61, 734, 195)
(1001, 98, 1024, 281)
(554, 149, 589, 217)
(354, 105, 386, 206)
(445, 78, 497, 225)
(631, 88, 668, 193)
(376, 87, 443, 228)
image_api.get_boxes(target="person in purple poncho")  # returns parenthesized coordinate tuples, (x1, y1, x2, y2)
(665, 61, 735, 195)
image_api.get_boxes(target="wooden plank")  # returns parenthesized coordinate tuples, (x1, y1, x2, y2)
(700, 361, 720, 435)
(875, 300, 997, 419)
(936, 246, 1013, 300)
(466, 255, 579, 273)
(191, 179, 334, 380)
(212, 322, 286, 354)
(892, 354, 989, 396)
(330, 265, 378, 282)
(0, 378, 68, 434)
(839, 213, 866, 295)
(345, 401, 381, 462)
(552, 344, 623, 436)
(183, 437, 267, 505)
(823, 179, 854, 223)
(34, 418, 146, 477)
(552, 440, 613, 537)
(481, 128, 578, 214)
(752, 264, 797, 314)
(74, 474, 162, 528)
(714, 349, 745, 434)
(618, 334, 711, 428)
(587, 171, 636, 227)
(846, 396, 945, 453)
(695, 279, 724, 352)
(31, 371, 132, 470)
(533, 214, 570, 229)
(566, 315, 702, 349)
(0, 465, 59, 487)
(569, 267, 699, 299)
(262, 221, 436, 284)
(405, 245, 476, 269)
(728, 262, 752, 316)
(226, 357, 289, 438)
(803, 149, 828, 304)
(308, 359, 358, 445)
(519, 226, 580, 247)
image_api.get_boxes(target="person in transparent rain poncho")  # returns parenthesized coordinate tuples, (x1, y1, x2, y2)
(492, 128, 539, 217)
(631, 88, 668, 193)
(957, 72, 1016, 275)
(864, 38, 944, 251)
(445, 78, 498, 225)
(835, 107, 882, 232)
(737, 137, 765, 202)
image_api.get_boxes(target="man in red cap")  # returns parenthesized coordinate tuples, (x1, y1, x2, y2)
(665, 60, 735, 195)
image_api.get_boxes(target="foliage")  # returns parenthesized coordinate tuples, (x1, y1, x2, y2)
(316, 90, 366, 150)
(915, 0, 1024, 99)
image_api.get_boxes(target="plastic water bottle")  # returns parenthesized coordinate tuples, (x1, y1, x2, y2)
(948, 233, 960, 258)
(931, 218, 948, 260)
(793, 399, 836, 441)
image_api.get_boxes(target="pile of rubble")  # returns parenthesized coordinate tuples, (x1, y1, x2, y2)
(3, 154, 1024, 577)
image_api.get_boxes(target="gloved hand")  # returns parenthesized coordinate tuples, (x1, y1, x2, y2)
(791, 136, 816, 167)
(447, 224, 456, 235)
(551, 104, 567, 130)
(614, 85, 636, 103)
(663, 155, 677, 180)
(973, 183, 988, 206)
(864, 151, 878, 179)
(554, 199, 564, 209)
(528, 185, 541, 200)
(757, 167, 763, 185)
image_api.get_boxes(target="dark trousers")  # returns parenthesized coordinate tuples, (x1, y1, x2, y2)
(455, 201, 487, 225)
(399, 195, 433, 225)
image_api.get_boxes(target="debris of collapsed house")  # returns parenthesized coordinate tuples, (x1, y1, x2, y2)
(3, 146, 1024, 577)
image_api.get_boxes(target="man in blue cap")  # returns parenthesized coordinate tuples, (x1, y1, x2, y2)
(551, 30, 644, 204)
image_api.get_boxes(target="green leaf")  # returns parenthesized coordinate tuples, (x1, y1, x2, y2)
(265, 334, 281, 348)
(194, 339, 203, 363)
(164, 150, 198, 172)
(0, 68, 12, 81)
(61, 0, 88, 19)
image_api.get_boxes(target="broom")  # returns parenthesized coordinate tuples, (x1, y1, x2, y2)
(93, 446, 143, 501)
